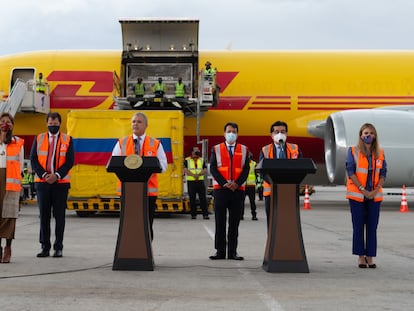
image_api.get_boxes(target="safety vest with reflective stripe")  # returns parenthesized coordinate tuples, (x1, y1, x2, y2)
(212, 143, 247, 191)
(246, 160, 257, 186)
(175, 83, 185, 97)
(185, 157, 205, 181)
(5, 136, 24, 192)
(134, 83, 145, 96)
(262, 143, 299, 196)
(34, 133, 71, 183)
(118, 135, 160, 196)
(36, 78, 46, 92)
(346, 147, 384, 202)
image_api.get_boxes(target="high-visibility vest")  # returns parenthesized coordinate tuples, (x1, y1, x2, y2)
(185, 157, 205, 181)
(134, 83, 145, 96)
(6, 136, 24, 192)
(204, 68, 216, 75)
(212, 143, 247, 191)
(22, 171, 31, 185)
(246, 160, 257, 186)
(118, 135, 160, 196)
(152, 83, 167, 93)
(36, 78, 46, 92)
(175, 83, 185, 97)
(262, 143, 299, 196)
(34, 133, 71, 183)
(346, 146, 384, 202)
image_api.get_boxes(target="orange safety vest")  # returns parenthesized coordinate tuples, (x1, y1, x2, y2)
(118, 135, 160, 196)
(346, 147, 384, 202)
(212, 143, 248, 191)
(262, 143, 299, 196)
(6, 136, 24, 192)
(34, 133, 71, 183)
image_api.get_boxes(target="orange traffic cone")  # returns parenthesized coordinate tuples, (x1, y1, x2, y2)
(400, 185, 409, 213)
(302, 184, 312, 210)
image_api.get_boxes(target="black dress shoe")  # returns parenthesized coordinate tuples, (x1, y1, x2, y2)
(228, 254, 244, 260)
(203, 215, 210, 220)
(209, 253, 225, 260)
(53, 250, 63, 258)
(37, 250, 50, 258)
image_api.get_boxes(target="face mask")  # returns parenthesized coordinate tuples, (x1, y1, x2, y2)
(363, 135, 374, 144)
(273, 133, 287, 144)
(48, 125, 60, 134)
(225, 132, 237, 143)
(194, 151, 201, 157)
(0, 124, 11, 132)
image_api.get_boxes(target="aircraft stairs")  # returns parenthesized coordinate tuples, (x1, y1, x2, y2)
(0, 79, 50, 117)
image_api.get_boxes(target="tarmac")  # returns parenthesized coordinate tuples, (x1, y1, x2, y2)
(1, 185, 414, 311)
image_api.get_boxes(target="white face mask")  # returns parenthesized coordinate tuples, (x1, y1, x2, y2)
(225, 132, 237, 143)
(273, 133, 287, 144)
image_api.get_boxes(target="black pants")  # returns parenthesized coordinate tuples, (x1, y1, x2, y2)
(148, 196, 157, 240)
(35, 182, 69, 251)
(213, 189, 244, 257)
(242, 186, 257, 217)
(187, 180, 209, 217)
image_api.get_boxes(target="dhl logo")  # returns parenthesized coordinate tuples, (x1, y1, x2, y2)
(46, 71, 414, 111)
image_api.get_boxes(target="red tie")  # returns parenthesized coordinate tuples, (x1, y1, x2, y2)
(46, 135, 56, 173)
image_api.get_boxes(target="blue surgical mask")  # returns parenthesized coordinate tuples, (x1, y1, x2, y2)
(363, 135, 374, 144)
(225, 132, 237, 143)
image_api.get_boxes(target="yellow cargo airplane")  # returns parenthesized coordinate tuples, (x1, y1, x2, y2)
(1, 49, 414, 186)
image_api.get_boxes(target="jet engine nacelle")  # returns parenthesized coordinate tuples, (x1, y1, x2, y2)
(325, 108, 414, 187)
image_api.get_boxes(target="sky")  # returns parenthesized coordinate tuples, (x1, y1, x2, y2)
(1, 0, 414, 56)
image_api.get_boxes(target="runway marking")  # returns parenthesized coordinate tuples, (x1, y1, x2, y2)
(203, 224, 285, 311)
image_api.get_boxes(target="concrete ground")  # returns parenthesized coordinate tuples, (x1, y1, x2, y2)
(1, 186, 413, 311)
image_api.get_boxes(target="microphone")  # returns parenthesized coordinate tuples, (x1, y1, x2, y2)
(279, 139, 285, 158)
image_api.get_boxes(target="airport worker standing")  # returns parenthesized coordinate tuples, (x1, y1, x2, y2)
(259, 120, 302, 227)
(256, 171, 264, 201)
(184, 146, 209, 220)
(111, 112, 168, 240)
(0, 112, 24, 263)
(204, 61, 216, 76)
(175, 77, 187, 98)
(30, 112, 74, 258)
(345, 123, 387, 269)
(134, 77, 145, 98)
(21, 166, 31, 201)
(209, 122, 250, 260)
(241, 153, 258, 220)
(151, 77, 168, 97)
(36, 72, 47, 94)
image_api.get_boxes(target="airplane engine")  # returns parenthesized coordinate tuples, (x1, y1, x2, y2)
(324, 108, 414, 187)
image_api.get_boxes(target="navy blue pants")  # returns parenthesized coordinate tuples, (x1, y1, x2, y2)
(349, 199, 381, 257)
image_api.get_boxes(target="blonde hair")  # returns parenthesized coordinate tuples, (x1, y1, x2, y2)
(357, 123, 380, 158)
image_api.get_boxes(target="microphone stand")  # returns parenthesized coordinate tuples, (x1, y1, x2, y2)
(279, 140, 285, 158)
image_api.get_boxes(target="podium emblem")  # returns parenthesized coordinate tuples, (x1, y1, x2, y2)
(124, 154, 143, 169)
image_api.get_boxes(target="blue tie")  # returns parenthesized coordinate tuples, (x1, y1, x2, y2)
(278, 146, 285, 159)
(134, 137, 141, 155)
(228, 145, 233, 157)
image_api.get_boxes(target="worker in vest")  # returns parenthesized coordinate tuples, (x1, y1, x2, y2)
(204, 61, 216, 76)
(259, 120, 302, 227)
(151, 77, 168, 98)
(30, 112, 74, 258)
(346, 123, 387, 269)
(0, 112, 24, 263)
(175, 77, 187, 98)
(184, 146, 209, 220)
(134, 78, 145, 98)
(209, 122, 250, 261)
(241, 154, 258, 220)
(111, 112, 168, 240)
(36, 72, 46, 94)
(21, 166, 31, 201)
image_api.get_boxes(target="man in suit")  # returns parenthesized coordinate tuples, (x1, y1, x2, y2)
(259, 120, 302, 227)
(209, 122, 250, 260)
(111, 112, 168, 240)
(30, 112, 74, 258)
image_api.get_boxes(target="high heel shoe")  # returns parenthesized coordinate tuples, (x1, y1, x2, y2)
(365, 257, 376, 269)
(2, 246, 11, 263)
(358, 257, 367, 268)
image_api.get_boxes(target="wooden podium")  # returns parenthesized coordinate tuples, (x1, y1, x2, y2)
(257, 158, 317, 273)
(107, 155, 161, 271)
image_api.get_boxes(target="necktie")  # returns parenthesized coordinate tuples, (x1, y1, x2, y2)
(46, 135, 56, 173)
(278, 146, 285, 159)
(228, 145, 233, 157)
(134, 137, 141, 155)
